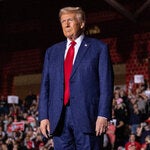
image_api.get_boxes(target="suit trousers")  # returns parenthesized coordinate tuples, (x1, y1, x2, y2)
(53, 105, 103, 150)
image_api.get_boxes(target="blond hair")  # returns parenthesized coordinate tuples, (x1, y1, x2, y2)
(59, 7, 86, 23)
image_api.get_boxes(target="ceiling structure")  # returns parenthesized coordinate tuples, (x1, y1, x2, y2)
(104, 0, 150, 22)
(1, 0, 149, 21)
(0, 0, 149, 51)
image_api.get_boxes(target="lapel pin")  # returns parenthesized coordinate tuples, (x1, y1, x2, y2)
(84, 44, 88, 47)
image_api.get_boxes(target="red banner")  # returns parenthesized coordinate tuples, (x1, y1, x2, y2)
(11, 122, 25, 131)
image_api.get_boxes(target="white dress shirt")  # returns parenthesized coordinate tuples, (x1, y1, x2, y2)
(64, 34, 84, 64)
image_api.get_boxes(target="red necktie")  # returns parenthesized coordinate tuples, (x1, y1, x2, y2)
(64, 41, 76, 105)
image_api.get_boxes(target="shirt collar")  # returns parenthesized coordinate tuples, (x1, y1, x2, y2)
(67, 34, 84, 46)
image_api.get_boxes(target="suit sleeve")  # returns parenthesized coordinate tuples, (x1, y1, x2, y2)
(98, 44, 114, 120)
(38, 50, 50, 122)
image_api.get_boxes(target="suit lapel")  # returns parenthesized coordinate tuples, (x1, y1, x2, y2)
(57, 41, 66, 81)
(71, 37, 90, 78)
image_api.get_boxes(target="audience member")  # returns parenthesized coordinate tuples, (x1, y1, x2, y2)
(125, 133, 141, 150)
(24, 90, 36, 110)
(141, 135, 150, 150)
(129, 103, 142, 134)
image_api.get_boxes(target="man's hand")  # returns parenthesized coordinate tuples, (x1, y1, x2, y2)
(95, 116, 108, 136)
(40, 119, 50, 138)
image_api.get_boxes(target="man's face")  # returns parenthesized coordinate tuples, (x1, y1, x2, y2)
(130, 134, 135, 142)
(60, 13, 84, 40)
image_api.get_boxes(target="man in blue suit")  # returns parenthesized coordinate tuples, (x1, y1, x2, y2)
(39, 6, 114, 150)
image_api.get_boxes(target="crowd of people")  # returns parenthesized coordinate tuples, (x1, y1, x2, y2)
(104, 83, 150, 150)
(0, 91, 54, 150)
(0, 83, 150, 150)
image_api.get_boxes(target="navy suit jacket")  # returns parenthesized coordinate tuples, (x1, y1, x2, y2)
(38, 36, 114, 135)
